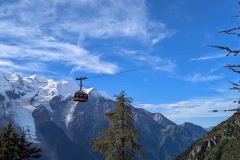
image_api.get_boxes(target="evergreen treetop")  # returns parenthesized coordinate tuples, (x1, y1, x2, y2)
(92, 91, 144, 160)
(0, 122, 42, 160)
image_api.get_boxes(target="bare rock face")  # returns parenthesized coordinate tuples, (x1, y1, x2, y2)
(176, 111, 240, 160)
(0, 72, 207, 160)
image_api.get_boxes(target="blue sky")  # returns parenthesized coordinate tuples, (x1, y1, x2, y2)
(0, 0, 239, 127)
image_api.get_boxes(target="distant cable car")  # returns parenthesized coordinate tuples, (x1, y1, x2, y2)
(72, 76, 88, 102)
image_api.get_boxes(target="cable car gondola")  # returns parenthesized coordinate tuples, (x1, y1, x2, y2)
(72, 91, 88, 102)
(72, 76, 88, 102)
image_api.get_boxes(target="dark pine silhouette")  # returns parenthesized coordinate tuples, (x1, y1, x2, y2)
(91, 91, 144, 160)
(0, 122, 41, 160)
(16, 131, 42, 160)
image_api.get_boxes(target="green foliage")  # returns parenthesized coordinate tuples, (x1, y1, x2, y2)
(0, 123, 19, 160)
(204, 137, 240, 160)
(176, 112, 240, 160)
(91, 91, 144, 160)
(0, 122, 41, 160)
(16, 131, 41, 160)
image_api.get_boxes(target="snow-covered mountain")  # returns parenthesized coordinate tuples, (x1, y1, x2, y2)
(0, 72, 207, 160)
(0, 72, 76, 141)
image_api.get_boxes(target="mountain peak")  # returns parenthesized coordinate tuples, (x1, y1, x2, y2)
(4, 72, 23, 83)
(153, 112, 176, 126)
(0, 72, 108, 101)
(23, 74, 48, 83)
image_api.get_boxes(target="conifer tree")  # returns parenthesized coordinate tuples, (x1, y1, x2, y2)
(0, 123, 19, 160)
(212, 1, 240, 108)
(0, 122, 41, 160)
(91, 91, 143, 160)
(16, 131, 41, 160)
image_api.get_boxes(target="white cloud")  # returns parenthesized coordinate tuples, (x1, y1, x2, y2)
(185, 73, 223, 82)
(56, 0, 169, 43)
(136, 96, 238, 121)
(0, 21, 41, 38)
(0, 59, 15, 67)
(0, 0, 171, 74)
(0, 0, 170, 42)
(0, 59, 47, 73)
(119, 49, 176, 73)
(0, 40, 118, 74)
(190, 54, 225, 61)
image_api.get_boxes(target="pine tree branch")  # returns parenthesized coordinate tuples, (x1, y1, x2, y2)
(227, 68, 240, 74)
(230, 81, 240, 91)
(211, 45, 240, 56)
(225, 64, 240, 68)
(219, 27, 240, 37)
(225, 64, 240, 73)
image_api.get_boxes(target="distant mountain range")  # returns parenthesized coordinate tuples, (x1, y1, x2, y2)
(0, 72, 207, 160)
(176, 110, 240, 160)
